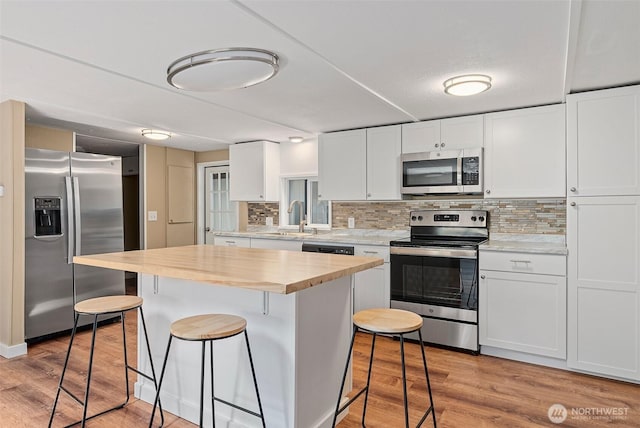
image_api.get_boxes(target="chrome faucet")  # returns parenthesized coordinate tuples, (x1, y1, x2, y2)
(287, 200, 306, 232)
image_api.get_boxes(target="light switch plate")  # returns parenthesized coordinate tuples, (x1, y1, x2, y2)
(266, 217, 273, 226)
(148, 210, 158, 221)
(348, 217, 355, 229)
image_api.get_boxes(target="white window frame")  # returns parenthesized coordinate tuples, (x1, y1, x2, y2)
(279, 175, 331, 230)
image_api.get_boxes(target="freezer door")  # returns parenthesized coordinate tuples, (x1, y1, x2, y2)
(71, 153, 125, 309)
(24, 148, 74, 340)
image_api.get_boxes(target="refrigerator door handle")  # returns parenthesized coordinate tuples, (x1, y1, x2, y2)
(65, 177, 74, 264)
(72, 176, 82, 256)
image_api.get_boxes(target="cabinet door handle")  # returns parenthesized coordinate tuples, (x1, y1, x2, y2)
(510, 259, 531, 264)
(485, 189, 491, 194)
(480, 275, 485, 279)
(434, 143, 439, 148)
(570, 202, 576, 207)
(363, 251, 379, 255)
(367, 193, 371, 197)
(259, 195, 264, 199)
(570, 187, 576, 192)
(205, 227, 211, 232)
(440, 142, 445, 148)
(225, 240, 236, 245)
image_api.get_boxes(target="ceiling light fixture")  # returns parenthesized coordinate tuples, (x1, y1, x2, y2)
(141, 129, 171, 140)
(288, 136, 304, 143)
(167, 47, 279, 91)
(443, 74, 492, 96)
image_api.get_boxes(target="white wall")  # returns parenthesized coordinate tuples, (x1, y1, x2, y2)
(280, 138, 318, 176)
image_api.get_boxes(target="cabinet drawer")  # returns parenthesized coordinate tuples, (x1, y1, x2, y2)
(355, 245, 389, 262)
(213, 236, 251, 248)
(480, 251, 566, 276)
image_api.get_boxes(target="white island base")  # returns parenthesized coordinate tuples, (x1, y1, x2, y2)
(136, 273, 353, 428)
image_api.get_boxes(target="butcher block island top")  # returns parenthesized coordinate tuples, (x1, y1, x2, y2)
(73, 244, 383, 294)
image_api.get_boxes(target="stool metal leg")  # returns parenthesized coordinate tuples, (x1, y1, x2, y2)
(417, 330, 437, 428)
(361, 332, 378, 425)
(200, 341, 206, 427)
(121, 311, 131, 406)
(48, 313, 81, 428)
(332, 325, 359, 428)
(149, 335, 173, 428)
(400, 334, 409, 428)
(210, 341, 216, 428)
(139, 307, 164, 426)
(244, 330, 266, 428)
(80, 315, 100, 427)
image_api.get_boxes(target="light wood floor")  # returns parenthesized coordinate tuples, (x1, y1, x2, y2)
(1, 314, 638, 427)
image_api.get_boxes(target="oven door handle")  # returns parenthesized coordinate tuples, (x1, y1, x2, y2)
(390, 246, 477, 259)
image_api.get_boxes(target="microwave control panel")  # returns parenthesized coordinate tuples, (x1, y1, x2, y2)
(462, 156, 480, 185)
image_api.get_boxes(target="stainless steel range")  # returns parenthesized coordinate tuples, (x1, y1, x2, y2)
(389, 209, 488, 353)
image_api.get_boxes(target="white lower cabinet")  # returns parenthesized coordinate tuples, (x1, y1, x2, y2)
(567, 196, 640, 380)
(353, 245, 390, 313)
(479, 251, 567, 359)
(250, 238, 302, 251)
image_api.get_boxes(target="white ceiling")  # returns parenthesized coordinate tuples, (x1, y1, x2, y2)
(1, 0, 638, 152)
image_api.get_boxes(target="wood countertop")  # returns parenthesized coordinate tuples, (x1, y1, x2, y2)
(73, 245, 383, 294)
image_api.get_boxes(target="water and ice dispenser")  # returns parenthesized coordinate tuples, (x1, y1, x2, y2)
(34, 197, 62, 236)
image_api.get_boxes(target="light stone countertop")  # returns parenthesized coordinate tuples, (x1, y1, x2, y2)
(480, 233, 568, 255)
(215, 228, 409, 246)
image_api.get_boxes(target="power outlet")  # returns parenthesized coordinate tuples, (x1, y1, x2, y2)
(148, 211, 158, 221)
(348, 217, 355, 229)
(266, 217, 273, 226)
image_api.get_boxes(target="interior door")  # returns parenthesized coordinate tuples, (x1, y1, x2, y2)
(204, 166, 237, 244)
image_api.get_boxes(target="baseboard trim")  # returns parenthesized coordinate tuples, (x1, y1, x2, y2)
(0, 341, 27, 359)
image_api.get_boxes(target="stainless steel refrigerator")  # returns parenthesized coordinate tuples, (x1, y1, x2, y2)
(25, 148, 125, 341)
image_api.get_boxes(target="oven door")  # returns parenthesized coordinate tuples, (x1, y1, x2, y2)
(390, 247, 479, 312)
(401, 150, 463, 194)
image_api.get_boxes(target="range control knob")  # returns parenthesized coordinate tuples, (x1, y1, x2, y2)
(417, 215, 423, 221)
(411, 215, 417, 221)
(478, 216, 485, 222)
(471, 216, 477, 221)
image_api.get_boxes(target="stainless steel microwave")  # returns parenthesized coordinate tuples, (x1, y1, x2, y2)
(401, 148, 483, 195)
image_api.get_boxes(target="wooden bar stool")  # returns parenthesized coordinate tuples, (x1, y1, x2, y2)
(332, 308, 437, 428)
(49, 295, 163, 428)
(149, 314, 266, 428)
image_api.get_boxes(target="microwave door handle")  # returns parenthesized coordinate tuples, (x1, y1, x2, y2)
(456, 157, 463, 186)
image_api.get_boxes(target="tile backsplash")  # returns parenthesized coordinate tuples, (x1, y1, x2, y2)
(248, 199, 566, 235)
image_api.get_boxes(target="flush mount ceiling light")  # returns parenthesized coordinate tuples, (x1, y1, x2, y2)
(288, 136, 304, 143)
(167, 47, 279, 91)
(141, 129, 171, 140)
(443, 74, 492, 96)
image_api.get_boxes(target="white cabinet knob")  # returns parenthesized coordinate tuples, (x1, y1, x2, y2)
(485, 189, 491, 194)
(440, 142, 445, 148)
(570, 187, 576, 192)
(434, 143, 439, 148)
(570, 202, 576, 207)
(481, 275, 486, 279)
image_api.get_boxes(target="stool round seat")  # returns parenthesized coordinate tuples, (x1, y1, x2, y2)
(74, 295, 143, 315)
(170, 314, 247, 341)
(353, 308, 423, 334)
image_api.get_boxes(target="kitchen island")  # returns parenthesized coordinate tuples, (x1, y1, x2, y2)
(73, 245, 383, 428)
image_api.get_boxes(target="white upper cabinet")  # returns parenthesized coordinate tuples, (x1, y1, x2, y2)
(229, 141, 280, 201)
(484, 104, 566, 198)
(366, 125, 401, 200)
(318, 126, 401, 201)
(401, 114, 483, 154)
(318, 129, 367, 200)
(567, 85, 640, 197)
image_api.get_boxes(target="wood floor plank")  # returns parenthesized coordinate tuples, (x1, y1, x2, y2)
(1, 316, 638, 427)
